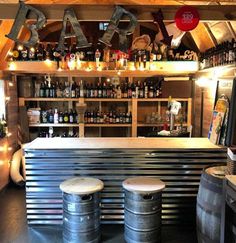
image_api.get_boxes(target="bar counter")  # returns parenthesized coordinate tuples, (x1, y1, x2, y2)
(23, 137, 226, 225)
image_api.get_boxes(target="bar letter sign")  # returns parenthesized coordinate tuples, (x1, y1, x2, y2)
(6, 3, 137, 52)
(6, 2, 46, 48)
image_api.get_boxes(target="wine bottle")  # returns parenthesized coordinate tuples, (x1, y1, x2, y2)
(54, 108, 59, 124)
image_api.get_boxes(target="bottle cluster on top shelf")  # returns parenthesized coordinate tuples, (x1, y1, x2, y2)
(84, 110, 132, 124)
(200, 38, 236, 69)
(41, 109, 79, 124)
(37, 78, 163, 99)
(8, 42, 198, 71)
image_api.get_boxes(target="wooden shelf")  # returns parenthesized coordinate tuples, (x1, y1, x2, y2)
(85, 124, 131, 127)
(7, 61, 199, 76)
(29, 123, 79, 127)
(85, 98, 131, 102)
(137, 123, 188, 127)
(20, 97, 80, 102)
(137, 98, 191, 102)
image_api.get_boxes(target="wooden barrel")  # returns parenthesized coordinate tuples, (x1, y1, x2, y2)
(60, 177, 104, 243)
(196, 165, 226, 243)
(123, 177, 165, 243)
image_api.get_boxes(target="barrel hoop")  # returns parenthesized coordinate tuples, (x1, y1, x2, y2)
(125, 223, 160, 233)
(197, 229, 219, 243)
(197, 201, 221, 216)
(202, 167, 225, 184)
(124, 207, 161, 215)
(200, 175, 223, 194)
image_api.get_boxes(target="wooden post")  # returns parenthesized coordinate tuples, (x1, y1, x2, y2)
(132, 98, 137, 137)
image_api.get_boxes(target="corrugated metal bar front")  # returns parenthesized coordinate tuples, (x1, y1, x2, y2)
(24, 149, 226, 226)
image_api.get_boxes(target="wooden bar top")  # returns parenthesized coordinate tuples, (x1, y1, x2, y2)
(23, 137, 224, 150)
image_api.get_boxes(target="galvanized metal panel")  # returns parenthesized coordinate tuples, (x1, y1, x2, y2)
(24, 148, 226, 225)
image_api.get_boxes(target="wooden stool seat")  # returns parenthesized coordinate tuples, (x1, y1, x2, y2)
(60, 177, 104, 195)
(123, 176, 165, 193)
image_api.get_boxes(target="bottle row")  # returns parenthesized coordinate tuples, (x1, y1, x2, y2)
(41, 109, 78, 124)
(200, 38, 236, 69)
(0, 114, 7, 138)
(84, 110, 132, 124)
(37, 78, 163, 99)
(35, 109, 132, 124)
(38, 128, 79, 138)
(8, 42, 197, 65)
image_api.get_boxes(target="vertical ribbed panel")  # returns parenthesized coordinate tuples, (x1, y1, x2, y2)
(24, 149, 226, 225)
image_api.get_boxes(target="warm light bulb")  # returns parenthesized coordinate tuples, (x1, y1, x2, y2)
(5, 96, 10, 102)
(30, 47, 35, 52)
(17, 45, 23, 51)
(117, 70, 121, 76)
(196, 77, 209, 88)
(57, 67, 62, 72)
(8, 82, 14, 87)
(107, 78, 110, 82)
(45, 58, 52, 66)
(8, 62, 16, 71)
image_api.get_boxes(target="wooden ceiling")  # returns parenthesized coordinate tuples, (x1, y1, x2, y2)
(0, 0, 235, 4)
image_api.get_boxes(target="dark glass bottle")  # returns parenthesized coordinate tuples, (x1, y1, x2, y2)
(35, 43, 45, 61)
(69, 110, 74, 123)
(63, 111, 69, 123)
(21, 46, 28, 61)
(45, 43, 54, 60)
(39, 81, 45, 97)
(48, 109, 54, 123)
(28, 46, 36, 61)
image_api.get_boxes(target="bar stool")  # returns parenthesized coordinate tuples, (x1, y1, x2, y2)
(60, 177, 104, 243)
(122, 176, 165, 243)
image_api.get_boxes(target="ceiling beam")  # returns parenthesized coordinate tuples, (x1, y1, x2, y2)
(190, 22, 215, 52)
(0, 0, 235, 4)
(0, 4, 236, 22)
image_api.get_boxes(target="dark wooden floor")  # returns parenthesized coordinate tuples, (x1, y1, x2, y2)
(0, 185, 197, 243)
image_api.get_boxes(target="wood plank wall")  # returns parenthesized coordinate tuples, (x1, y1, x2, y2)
(0, 75, 18, 190)
(193, 80, 217, 137)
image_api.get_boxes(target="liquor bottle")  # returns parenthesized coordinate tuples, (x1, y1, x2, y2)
(98, 82, 102, 98)
(48, 126, 54, 138)
(59, 111, 64, 123)
(129, 111, 132, 123)
(35, 43, 45, 61)
(126, 112, 130, 123)
(54, 108, 59, 124)
(95, 49, 101, 68)
(73, 110, 79, 123)
(150, 43, 157, 62)
(128, 83, 132, 98)
(48, 109, 54, 123)
(11, 44, 20, 61)
(84, 111, 88, 123)
(139, 82, 144, 98)
(149, 82, 154, 98)
(109, 111, 113, 124)
(71, 81, 76, 98)
(39, 81, 45, 97)
(56, 82, 62, 98)
(94, 83, 98, 98)
(135, 82, 139, 98)
(86, 83, 91, 98)
(79, 80, 84, 98)
(41, 110, 48, 123)
(144, 82, 148, 98)
(64, 81, 70, 98)
(102, 82, 107, 98)
(63, 111, 69, 123)
(122, 112, 126, 123)
(45, 43, 54, 60)
(69, 110, 74, 123)
(75, 82, 80, 98)
(21, 46, 28, 61)
(28, 46, 36, 61)
(44, 81, 50, 98)
(142, 53, 147, 69)
(87, 111, 91, 123)
(49, 82, 55, 98)
(117, 85, 122, 99)
(131, 82, 136, 98)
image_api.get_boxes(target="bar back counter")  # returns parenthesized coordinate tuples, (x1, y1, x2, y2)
(23, 137, 226, 226)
